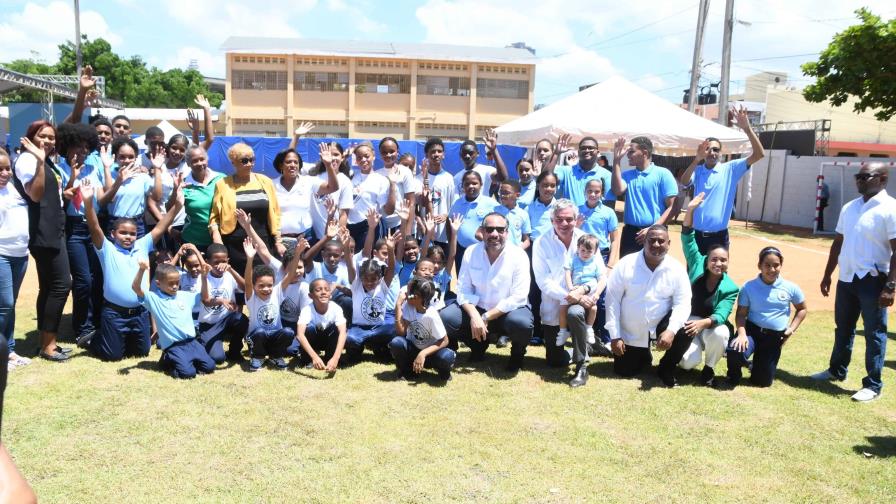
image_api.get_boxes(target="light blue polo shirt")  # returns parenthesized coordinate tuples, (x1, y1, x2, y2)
(555, 164, 614, 206)
(565, 254, 602, 286)
(620, 164, 678, 227)
(139, 290, 199, 350)
(691, 157, 750, 232)
(518, 180, 537, 209)
(527, 197, 556, 241)
(97, 234, 155, 307)
(109, 164, 153, 218)
(58, 157, 105, 217)
(449, 194, 499, 248)
(308, 261, 350, 287)
(738, 275, 804, 331)
(578, 202, 618, 251)
(495, 204, 531, 246)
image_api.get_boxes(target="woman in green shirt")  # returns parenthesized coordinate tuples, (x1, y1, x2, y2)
(657, 192, 739, 387)
(181, 145, 224, 251)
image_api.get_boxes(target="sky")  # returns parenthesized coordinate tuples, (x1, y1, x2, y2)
(1, 0, 894, 107)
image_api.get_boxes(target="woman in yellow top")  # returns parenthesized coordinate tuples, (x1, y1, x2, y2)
(209, 143, 282, 278)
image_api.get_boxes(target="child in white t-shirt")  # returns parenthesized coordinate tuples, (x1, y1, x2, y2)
(295, 279, 348, 373)
(389, 276, 455, 381)
(197, 243, 248, 363)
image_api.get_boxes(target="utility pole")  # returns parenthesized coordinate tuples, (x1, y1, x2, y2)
(74, 0, 83, 74)
(718, 0, 734, 125)
(687, 0, 711, 113)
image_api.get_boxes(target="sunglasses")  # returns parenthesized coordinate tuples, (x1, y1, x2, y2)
(239, 157, 256, 165)
(482, 226, 507, 234)
(854, 173, 880, 181)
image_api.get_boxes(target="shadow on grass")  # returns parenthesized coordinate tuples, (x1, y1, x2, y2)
(372, 369, 451, 387)
(853, 436, 896, 458)
(118, 359, 162, 376)
(15, 314, 78, 357)
(774, 369, 852, 396)
(887, 360, 895, 371)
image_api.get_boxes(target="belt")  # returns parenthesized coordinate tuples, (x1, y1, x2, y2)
(694, 229, 726, 237)
(105, 301, 144, 317)
(745, 320, 784, 336)
(281, 232, 306, 238)
(110, 215, 144, 221)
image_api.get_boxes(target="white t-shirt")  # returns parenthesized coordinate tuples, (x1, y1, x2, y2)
(416, 169, 456, 243)
(348, 171, 390, 224)
(310, 172, 353, 239)
(15, 152, 62, 204)
(297, 302, 346, 328)
(398, 283, 445, 311)
(199, 272, 239, 334)
(401, 303, 447, 350)
(351, 275, 389, 326)
(267, 257, 311, 323)
(453, 163, 497, 195)
(154, 164, 189, 226)
(0, 184, 30, 257)
(247, 284, 284, 332)
(376, 165, 416, 229)
(275, 175, 322, 235)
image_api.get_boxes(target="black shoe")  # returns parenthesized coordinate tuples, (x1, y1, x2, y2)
(55, 346, 73, 355)
(569, 364, 588, 388)
(657, 367, 677, 388)
(505, 355, 523, 373)
(438, 369, 452, 381)
(39, 351, 70, 362)
(76, 330, 95, 349)
(700, 366, 715, 387)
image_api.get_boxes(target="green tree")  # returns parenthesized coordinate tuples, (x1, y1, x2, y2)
(802, 8, 896, 121)
(1, 36, 223, 108)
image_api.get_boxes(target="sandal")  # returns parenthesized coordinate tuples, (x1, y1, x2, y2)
(39, 351, 70, 362)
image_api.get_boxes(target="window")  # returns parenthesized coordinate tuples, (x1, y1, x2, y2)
(355, 73, 410, 94)
(477, 78, 528, 99)
(417, 75, 470, 96)
(232, 70, 287, 90)
(294, 72, 349, 91)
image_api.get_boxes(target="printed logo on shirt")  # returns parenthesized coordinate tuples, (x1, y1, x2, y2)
(775, 289, 790, 302)
(431, 189, 442, 208)
(257, 303, 277, 328)
(361, 295, 385, 322)
(204, 287, 227, 315)
(408, 320, 431, 343)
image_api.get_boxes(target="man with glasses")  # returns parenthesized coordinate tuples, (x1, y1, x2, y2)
(439, 213, 534, 373)
(812, 163, 896, 402)
(553, 136, 614, 207)
(677, 106, 765, 254)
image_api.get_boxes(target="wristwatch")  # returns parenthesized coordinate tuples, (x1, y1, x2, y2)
(482, 312, 490, 322)
(886, 280, 896, 291)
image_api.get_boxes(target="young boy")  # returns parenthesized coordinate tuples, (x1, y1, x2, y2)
(557, 234, 606, 346)
(494, 179, 532, 250)
(304, 220, 353, 321)
(80, 179, 183, 361)
(578, 178, 620, 268)
(390, 276, 455, 381)
(198, 243, 248, 363)
(295, 279, 348, 373)
(243, 238, 302, 371)
(133, 261, 215, 379)
(516, 158, 537, 209)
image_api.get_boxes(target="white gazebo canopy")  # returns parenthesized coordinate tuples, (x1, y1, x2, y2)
(496, 76, 751, 155)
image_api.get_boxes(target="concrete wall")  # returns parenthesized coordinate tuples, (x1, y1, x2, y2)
(734, 150, 896, 230)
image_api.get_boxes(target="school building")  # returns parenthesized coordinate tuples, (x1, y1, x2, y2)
(220, 37, 538, 140)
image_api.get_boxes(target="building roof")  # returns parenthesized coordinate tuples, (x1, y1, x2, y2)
(220, 36, 538, 65)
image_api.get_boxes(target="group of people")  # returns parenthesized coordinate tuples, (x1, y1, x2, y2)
(0, 67, 893, 401)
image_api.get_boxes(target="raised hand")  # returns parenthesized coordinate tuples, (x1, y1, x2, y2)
(186, 109, 200, 131)
(294, 121, 315, 137)
(565, 151, 578, 166)
(612, 137, 626, 164)
(137, 259, 150, 270)
(484, 129, 497, 152)
(319, 142, 333, 165)
(194, 94, 211, 109)
(384, 229, 401, 250)
(421, 158, 430, 175)
(423, 214, 436, 236)
(366, 207, 380, 228)
(243, 238, 256, 259)
(557, 133, 572, 158)
(296, 237, 309, 255)
(19, 137, 46, 161)
(396, 200, 410, 222)
(84, 89, 100, 107)
(79, 65, 97, 91)
(172, 173, 185, 206)
(79, 178, 95, 200)
(150, 150, 166, 170)
(99, 144, 113, 169)
(235, 208, 251, 229)
(326, 220, 340, 239)
(532, 156, 544, 175)
(449, 213, 463, 233)
(687, 192, 705, 211)
(117, 163, 137, 182)
(731, 105, 750, 130)
(695, 139, 710, 162)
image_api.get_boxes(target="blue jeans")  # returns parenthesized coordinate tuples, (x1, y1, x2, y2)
(246, 327, 295, 359)
(829, 275, 889, 393)
(345, 312, 396, 359)
(0, 254, 28, 353)
(66, 218, 103, 337)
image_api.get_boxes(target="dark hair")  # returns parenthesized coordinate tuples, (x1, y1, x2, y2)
(56, 122, 99, 157)
(646, 223, 668, 234)
(460, 139, 478, 151)
(112, 217, 138, 232)
(407, 276, 437, 308)
(500, 178, 521, 193)
(379, 137, 399, 153)
(579, 136, 599, 148)
(534, 170, 558, 202)
(111, 114, 130, 125)
(577, 234, 599, 251)
(205, 243, 228, 257)
(461, 170, 483, 186)
(273, 148, 303, 174)
(416, 257, 435, 270)
(25, 120, 55, 152)
(705, 137, 722, 147)
(426, 244, 446, 262)
(323, 238, 343, 252)
(111, 136, 140, 157)
(145, 126, 164, 140)
(399, 152, 416, 166)
(480, 212, 508, 227)
(155, 263, 180, 281)
(759, 246, 783, 264)
(167, 134, 189, 149)
(314, 141, 350, 177)
(309, 278, 330, 293)
(703, 243, 729, 272)
(585, 178, 604, 191)
(253, 265, 276, 282)
(359, 258, 385, 279)
(516, 158, 533, 170)
(535, 138, 553, 150)
(631, 136, 654, 157)
(403, 235, 419, 247)
(91, 115, 112, 130)
(424, 137, 444, 154)
(597, 155, 609, 167)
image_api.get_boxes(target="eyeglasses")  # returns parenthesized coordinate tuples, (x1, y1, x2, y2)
(482, 226, 507, 234)
(240, 157, 256, 165)
(854, 173, 880, 181)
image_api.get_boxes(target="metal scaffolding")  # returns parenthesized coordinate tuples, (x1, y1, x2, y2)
(754, 119, 832, 155)
(0, 66, 125, 123)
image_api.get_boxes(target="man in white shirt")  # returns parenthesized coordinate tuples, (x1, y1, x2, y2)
(439, 212, 533, 373)
(605, 225, 691, 377)
(812, 163, 896, 402)
(533, 199, 606, 387)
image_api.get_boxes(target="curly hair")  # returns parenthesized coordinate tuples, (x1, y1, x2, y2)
(55, 122, 99, 156)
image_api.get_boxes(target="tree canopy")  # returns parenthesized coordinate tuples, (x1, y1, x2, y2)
(1, 36, 223, 108)
(802, 8, 896, 121)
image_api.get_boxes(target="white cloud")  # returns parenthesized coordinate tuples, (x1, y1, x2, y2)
(159, 0, 314, 42)
(324, 0, 386, 35)
(164, 46, 226, 77)
(0, 1, 121, 63)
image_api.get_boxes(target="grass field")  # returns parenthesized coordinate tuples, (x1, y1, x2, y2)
(3, 229, 896, 503)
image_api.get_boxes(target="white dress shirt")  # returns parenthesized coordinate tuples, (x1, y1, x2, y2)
(457, 242, 530, 314)
(533, 228, 605, 326)
(604, 251, 691, 348)
(835, 190, 896, 283)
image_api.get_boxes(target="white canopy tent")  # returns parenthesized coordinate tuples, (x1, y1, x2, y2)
(496, 76, 751, 155)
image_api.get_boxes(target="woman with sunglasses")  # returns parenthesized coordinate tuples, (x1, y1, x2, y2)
(208, 143, 282, 279)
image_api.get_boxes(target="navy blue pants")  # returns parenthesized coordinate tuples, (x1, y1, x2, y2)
(246, 326, 295, 359)
(331, 290, 353, 323)
(693, 229, 730, 255)
(620, 224, 645, 257)
(389, 336, 455, 376)
(299, 323, 342, 364)
(727, 321, 784, 387)
(93, 304, 151, 361)
(198, 311, 248, 364)
(160, 338, 216, 379)
(66, 217, 103, 339)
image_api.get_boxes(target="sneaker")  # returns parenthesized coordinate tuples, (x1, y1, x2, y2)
(851, 388, 881, 402)
(586, 328, 596, 345)
(700, 366, 715, 387)
(249, 358, 263, 372)
(271, 357, 288, 370)
(555, 329, 570, 347)
(495, 335, 510, 348)
(809, 369, 843, 382)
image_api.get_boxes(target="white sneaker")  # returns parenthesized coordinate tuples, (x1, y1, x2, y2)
(809, 369, 842, 381)
(556, 329, 570, 347)
(586, 328, 596, 345)
(851, 388, 881, 402)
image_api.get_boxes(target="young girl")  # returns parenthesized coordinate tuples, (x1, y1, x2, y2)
(516, 158, 537, 209)
(0, 147, 32, 369)
(242, 238, 303, 371)
(527, 170, 558, 243)
(295, 279, 347, 373)
(347, 142, 396, 251)
(344, 229, 399, 363)
(727, 247, 808, 387)
(376, 137, 416, 233)
(448, 170, 498, 273)
(390, 276, 455, 382)
(168, 242, 204, 319)
(99, 137, 163, 238)
(146, 134, 190, 252)
(424, 214, 462, 304)
(577, 178, 620, 268)
(557, 234, 605, 347)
